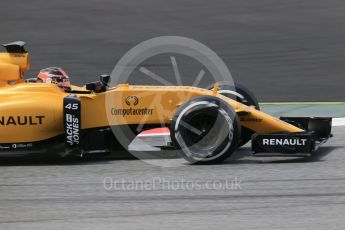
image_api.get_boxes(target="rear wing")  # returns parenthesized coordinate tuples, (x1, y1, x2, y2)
(2, 41, 27, 53)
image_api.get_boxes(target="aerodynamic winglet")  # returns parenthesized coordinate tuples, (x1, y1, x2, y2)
(2, 41, 27, 53)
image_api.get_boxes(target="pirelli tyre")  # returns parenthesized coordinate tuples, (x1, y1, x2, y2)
(171, 96, 241, 164)
(209, 82, 259, 147)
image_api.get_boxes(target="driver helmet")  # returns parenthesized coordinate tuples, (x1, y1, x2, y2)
(37, 67, 71, 91)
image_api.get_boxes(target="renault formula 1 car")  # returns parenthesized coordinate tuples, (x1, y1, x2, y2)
(0, 42, 332, 163)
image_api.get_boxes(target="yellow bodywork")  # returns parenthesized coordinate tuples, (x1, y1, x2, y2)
(0, 51, 303, 144)
(0, 53, 29, 82)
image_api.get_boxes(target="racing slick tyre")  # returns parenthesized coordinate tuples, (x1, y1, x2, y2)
(209, 82, 259, 147)
(171, 96, 241, 164)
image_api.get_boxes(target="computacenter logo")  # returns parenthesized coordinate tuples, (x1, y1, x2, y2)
(111, 95, 154, 117)
(125, 96, 139, 106)
(262, 138, 308, 146)
(111, 107, 154, 117)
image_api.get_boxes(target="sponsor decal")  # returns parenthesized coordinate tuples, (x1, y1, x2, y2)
(125, 96, 139, 106)
(262, 138, 307, 146)
(111, 108, 154, 117)
(11, 143, 33, 149)
(65, 106, 80, 146)
(64, 97, 81, 148)
(0, 145, 10, 149)
(0, 116, 45, 126)
(111, 95, 154, 117)
(0, 143, 33, 150)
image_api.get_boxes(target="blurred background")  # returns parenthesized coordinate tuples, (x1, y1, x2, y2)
(1, 0, 345, 101)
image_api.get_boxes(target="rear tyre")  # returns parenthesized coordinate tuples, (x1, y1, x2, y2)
(171, 96, 241, 164)
(209, 82, 260, 109)
(209, 82, 259, 147)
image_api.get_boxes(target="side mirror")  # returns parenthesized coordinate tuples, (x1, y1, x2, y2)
(86, 74, 110, 93)
(86, 81, 106, 93)
(86, 82, 97, 91)
(100, 74, 110, 85)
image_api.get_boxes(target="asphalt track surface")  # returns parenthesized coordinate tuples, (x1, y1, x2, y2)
(1, 0, 345, 229)
(0, 127, 344, 230)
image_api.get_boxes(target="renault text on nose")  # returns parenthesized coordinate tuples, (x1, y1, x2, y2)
(262, 138, 307, 146)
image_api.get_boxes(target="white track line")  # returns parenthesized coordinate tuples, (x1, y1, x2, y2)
(333, 118, 345, 127)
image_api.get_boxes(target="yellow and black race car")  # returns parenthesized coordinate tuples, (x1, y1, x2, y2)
(0, 42, 332, 163)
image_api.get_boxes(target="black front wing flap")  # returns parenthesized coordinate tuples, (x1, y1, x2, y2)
(252, 117, 332, 156)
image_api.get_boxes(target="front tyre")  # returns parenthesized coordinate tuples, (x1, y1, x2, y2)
(171, 96, 241, 164)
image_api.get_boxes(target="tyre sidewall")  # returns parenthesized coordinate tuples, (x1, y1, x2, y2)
(171, 96, 240, 164)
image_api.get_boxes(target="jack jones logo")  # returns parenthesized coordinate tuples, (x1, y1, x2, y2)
(66, 114, 80, 146)
(125, 96, 139, 106)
